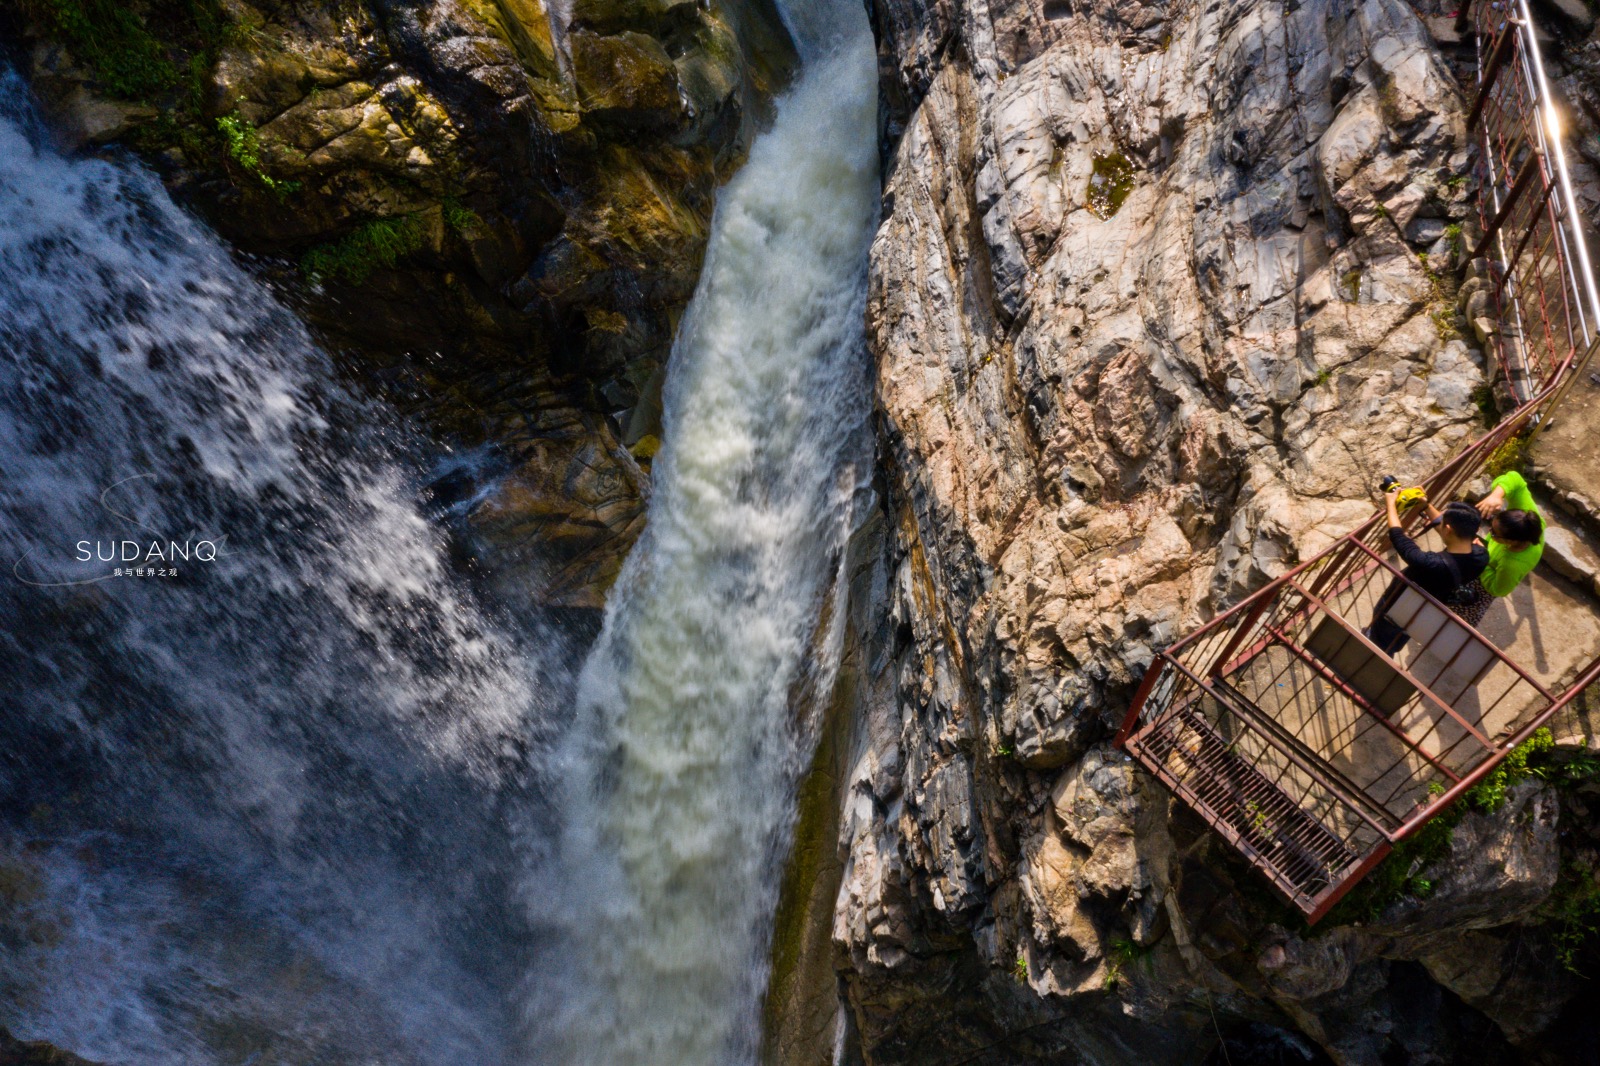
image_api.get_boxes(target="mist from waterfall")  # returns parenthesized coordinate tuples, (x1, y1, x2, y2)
(0, 67, 554, 1065)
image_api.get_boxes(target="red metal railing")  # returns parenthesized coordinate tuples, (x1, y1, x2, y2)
(1116, 0, 1600, 921)
(1468, 0, 1600, 401)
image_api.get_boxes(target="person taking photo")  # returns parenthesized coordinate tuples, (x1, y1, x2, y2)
(1366, 485, 1488, 654)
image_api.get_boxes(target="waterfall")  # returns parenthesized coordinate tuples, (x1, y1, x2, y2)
(0, 0, 877, 1055)
(0, 69, 548, 1064)
(523, 0, 879, 1059)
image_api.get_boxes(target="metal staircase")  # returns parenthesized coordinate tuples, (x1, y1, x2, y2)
(1115, 0, 1600, 922)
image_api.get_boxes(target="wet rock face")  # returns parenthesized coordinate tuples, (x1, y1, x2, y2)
(834, 0, 1571, 1059)
(0, 1027, 103, 1065)
(6, 0, 796, 605)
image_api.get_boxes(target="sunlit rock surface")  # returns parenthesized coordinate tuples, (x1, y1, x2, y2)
(830, 0, 1598, 1060)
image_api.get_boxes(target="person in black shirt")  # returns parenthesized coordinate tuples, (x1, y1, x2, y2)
(1365, 488, 1488, 654)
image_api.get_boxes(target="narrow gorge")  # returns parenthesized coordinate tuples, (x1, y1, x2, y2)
(4, 0, 1600, 1062)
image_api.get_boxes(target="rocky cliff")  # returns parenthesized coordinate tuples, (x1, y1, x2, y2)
(1, 0, 796, 605)
(836, 0, 1600, 1061)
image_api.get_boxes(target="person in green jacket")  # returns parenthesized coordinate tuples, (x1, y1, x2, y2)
(1453, 470, 1545, 625)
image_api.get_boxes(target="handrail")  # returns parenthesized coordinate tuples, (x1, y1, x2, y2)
(1511, 0, 1600, 334)
(1342, 535, 1556, 701)
(1472, 0, 1600, 397)
(1115, 0, 1600, 919)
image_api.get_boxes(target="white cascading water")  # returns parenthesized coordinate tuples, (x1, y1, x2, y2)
(525, 0, 879, 1059)
(0, 0, 876, 1057)
(0, 69, 547, 1065)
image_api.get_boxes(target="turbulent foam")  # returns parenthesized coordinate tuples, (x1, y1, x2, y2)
(0, 0, 876, 1053)
(523, 2, 880, 1061)
(0, 70, 546, 1065)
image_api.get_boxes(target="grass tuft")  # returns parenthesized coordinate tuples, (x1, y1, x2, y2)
(301, 216, 429, 285)
(35, 0, 176, 99)
(217, 113, 300, 196)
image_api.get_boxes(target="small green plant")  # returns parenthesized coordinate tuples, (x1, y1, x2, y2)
(36, 0, 177, 99)
(1549, 752, 1600, 786)
(1320, 804, 1456, 925)
(1102, 938, 1151, 990)
(301, 216, 429, 285)
(1111, 937, 1150, 966)
(1484, 432, 1529, 480)
(1013, 953, 1028, 984)
(1444, 174, 1470, 191)
(1444, 222, 1464, 255)
(219, 8, 265, 47)
(1471, 383, 1501, 428)
(1244, 799, 1270, 833)
(994, 742, 1014, 758)
(1312, 367, 1334, 388)
(1340, 268, 1363, 302)
(1086, 153, 1136, 220)
(1377, 80, 1404, 126)
(32, 0, 231, 105)
(443, 197, 484, 236)
(1430, 304, 1460, 341)
(1543, 863, 1600, 975)
(1467, 728, 1555, 813)
(217, 113, 300, 196)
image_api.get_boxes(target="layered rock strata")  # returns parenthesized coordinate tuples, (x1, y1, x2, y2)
(835, 0, 1599, 1060)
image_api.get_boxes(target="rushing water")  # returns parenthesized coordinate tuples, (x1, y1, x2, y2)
(524, 1, 878, 1060)
(0, 67, 552, 1065)
(0, 0, 875, 1058)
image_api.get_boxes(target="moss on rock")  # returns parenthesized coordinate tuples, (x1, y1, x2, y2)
(301, 214, 432, 286)
(571, 29, 684, 126)
(4, 0, 799, 605)
(1086, 151, 1136, 220)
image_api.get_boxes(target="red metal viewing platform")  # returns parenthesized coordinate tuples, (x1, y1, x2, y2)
(1116, 0, 1600, 922)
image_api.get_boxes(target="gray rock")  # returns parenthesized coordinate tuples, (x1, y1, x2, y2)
(1407, 217, 1448, 245)
(831, 0, 1584, 1059)
(1539, 521, 1600, 597)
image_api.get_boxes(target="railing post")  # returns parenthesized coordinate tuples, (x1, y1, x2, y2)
(1472, 152, 1542, 263)
(1466, 17, 1519, 131)
(1205, 593, 1276, 680)
(1114, 657, 1167, 749)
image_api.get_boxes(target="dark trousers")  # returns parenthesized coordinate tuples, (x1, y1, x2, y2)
(1367, 578, 1489, 658)
(1367, 580, 1410, 654)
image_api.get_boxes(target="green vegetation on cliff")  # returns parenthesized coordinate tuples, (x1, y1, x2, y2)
(30, 0, 224, 101)
(301, 216, 429, 286)
(217, 113, 300, 196)
(1324, 729, 1583, 926)
(25, 0, 293, 190)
